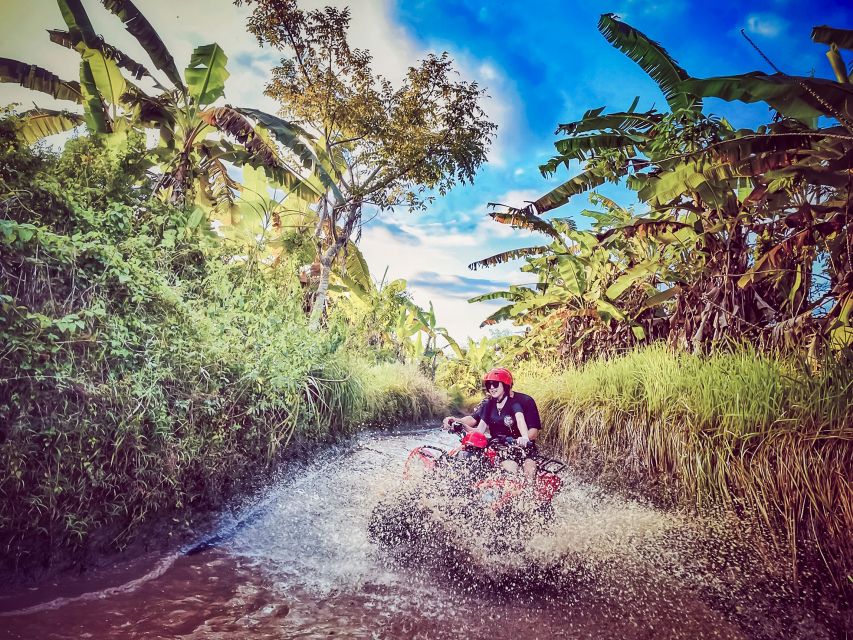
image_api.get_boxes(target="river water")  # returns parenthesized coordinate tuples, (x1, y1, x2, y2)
(0, 426, 834, 639)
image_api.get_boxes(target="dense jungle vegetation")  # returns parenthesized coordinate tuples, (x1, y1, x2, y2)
(0, 0, 850, 611)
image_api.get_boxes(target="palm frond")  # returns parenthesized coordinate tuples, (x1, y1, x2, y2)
(598, 13, 700, 113)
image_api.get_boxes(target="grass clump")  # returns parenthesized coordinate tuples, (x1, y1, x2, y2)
(515, 344, 853, 588)
(355, 361, 449, 426)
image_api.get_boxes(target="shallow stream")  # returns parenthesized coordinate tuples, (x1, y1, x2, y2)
(0, 426, 834, 639)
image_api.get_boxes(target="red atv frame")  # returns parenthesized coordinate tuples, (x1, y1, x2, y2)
(403, 423, 566, 515)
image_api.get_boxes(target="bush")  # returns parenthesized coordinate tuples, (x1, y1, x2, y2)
(0, 127, 445, 570)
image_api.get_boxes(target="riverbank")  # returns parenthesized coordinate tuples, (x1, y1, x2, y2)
(0, 351, 447, 579)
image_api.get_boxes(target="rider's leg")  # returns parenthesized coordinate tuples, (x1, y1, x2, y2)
(501, 459, 519, 474)
(522, 458, 537, 487)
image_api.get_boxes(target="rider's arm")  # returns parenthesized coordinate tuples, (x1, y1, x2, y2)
(514, 408, 537, 445)
(442, 414, 478, 430)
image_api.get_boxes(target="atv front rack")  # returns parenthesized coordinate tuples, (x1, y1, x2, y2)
(538, 458, 567, 475)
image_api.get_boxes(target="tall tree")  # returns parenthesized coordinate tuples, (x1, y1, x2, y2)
(236, 0, 495, 327)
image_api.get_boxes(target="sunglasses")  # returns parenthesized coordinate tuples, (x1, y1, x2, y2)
(485, 381, 503, 389)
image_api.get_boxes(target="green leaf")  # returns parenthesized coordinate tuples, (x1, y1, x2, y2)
(598, 13, 700, 113)
(530, 168, 607, 214)
(478, 304, 517, 326)
(556, 255, 587, 297)
(341, 241, 372, 294)
(605, 262, 658, 300)
(57, 0, 98, 47)
(80, 46, 126, 105)
(187, 206, 204, 229)
(79, 59, 110, 133)
(468, 245, 550, 271)
(812, 26, 853, 51)
(236, 107, 343, 199)
(468, 287, 531, 304)
(595, 299, 625, 321)
(48, 29, 156, 83)
(486, 207, 565, 244)
(552, 131, 642, 161)
(185, 43, 229, 106)
(640, 285, 680, 311)
(0, 57, 82, 103)
(201, 107, 325, 203)
(13, 109, 84, 143)
(556, 107, 659, 136)
(100, 0, 185, 90)
(680, 74, 853, 126)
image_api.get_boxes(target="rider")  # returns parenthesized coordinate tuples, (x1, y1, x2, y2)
(442, 368, 541, 487)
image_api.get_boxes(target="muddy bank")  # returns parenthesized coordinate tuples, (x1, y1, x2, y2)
(0, 435, 343, 587)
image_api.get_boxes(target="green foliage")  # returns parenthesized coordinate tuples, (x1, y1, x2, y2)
(0, 127, 444, 569)
(475, 15, 853, 362)
(435, 336, 498, 406)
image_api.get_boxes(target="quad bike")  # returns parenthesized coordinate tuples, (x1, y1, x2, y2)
(368, 422, 566, 550)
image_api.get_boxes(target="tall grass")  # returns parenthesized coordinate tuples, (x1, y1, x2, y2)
(515, 345, 853, 587)
(353, 361, 450, 426)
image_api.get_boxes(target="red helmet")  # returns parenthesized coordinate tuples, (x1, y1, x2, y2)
(461, 432, 488, 449)
(483, 367, 513, 387)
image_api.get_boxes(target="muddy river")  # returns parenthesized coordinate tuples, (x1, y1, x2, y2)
(0, 426, 836, 639)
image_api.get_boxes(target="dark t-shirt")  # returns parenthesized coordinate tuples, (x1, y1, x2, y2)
(510, 391, 541, 430)
(472, 396, 525, 439)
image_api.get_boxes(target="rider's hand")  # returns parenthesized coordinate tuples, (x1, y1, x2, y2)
(442, 417, 452, 430)
(516, 436, 530, 447)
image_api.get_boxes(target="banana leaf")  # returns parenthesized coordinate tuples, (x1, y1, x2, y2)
(0, 58, 82, 103)
(812, 26, 853, 51)
(101, 0, 185, 90)
(12, 108, 84, 143)
(185, 44, 228, 106)
(681, 73, 853, 126)
(79, 59, 110, 133)
(529, 167, 607, 214)
(598, 13, 700, 113)
(468, 246, 550, 271)
(49, 29, 154, 83)
(57, 0, 98, 48)
(80, 46, 126, 106)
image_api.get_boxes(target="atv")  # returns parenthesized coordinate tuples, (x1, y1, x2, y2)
(368, 422, 566, 551)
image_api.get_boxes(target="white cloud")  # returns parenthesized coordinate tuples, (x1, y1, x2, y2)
(478, 62, 499, 82)
(745, 13, 788, 38)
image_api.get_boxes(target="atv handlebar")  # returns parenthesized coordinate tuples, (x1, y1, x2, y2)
(448, 421, 467, 437)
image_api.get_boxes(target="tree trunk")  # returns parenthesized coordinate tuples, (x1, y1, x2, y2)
(309, 254, 334, 330)
(308, 201, 362, 330)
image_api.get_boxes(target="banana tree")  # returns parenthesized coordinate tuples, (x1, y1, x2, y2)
(1, 0, 326, 219)
(481, 14, 853, 356)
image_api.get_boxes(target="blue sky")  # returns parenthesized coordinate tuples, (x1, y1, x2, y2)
(1, 0, 851, 341)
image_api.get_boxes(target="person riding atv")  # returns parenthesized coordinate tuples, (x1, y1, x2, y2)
(442, 368, 541, 488)
(368, 418, 565, 553)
